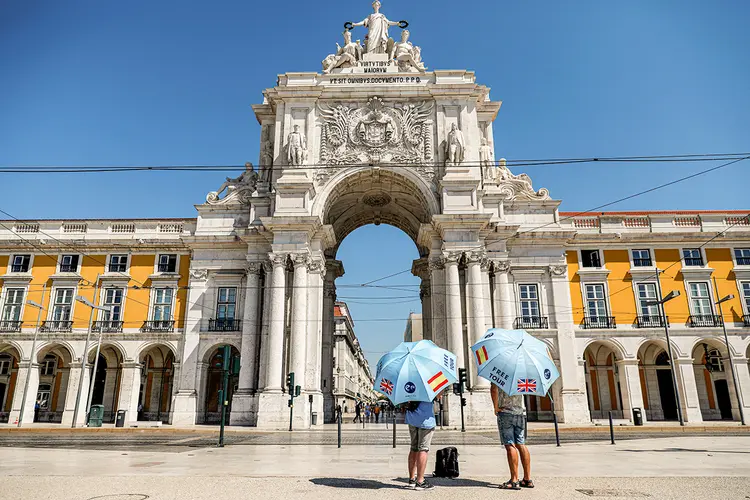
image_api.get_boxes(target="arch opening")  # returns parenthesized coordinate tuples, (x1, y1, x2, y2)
(138, 344, 175, 423)
(0, 347, 20, 423)
(637, 341, 678, 422)
(584, 342, 625, 420)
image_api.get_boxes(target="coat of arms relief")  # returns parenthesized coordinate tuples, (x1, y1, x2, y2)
(316, 97, 435, 185)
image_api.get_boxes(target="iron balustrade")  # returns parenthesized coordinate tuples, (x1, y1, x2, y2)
(688, 315, 723, 328)
(40, 320, 73, 333)
(636, 315, 668, 328)
(208, 319, 242, 332)
(684, 257, 704, 267)
(0, 320, 22, 333)
(10, 264, 28, 273)
(582, 316, 617, 329)
(514, 316, 549, 329)
(744, 314, 750, 327)
(632, 258, 653, 267)
(92, 320, 124, 333)
(140, 320, 175, 333)
(59, 264, 77, 273)
(737, 257, 750, 266)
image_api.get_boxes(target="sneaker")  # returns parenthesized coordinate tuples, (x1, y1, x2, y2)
(408, 478, 417, 489)
(415, 480, 433, 490)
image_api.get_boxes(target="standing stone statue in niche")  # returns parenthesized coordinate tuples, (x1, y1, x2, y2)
(445, 123, 465, 166)
(322, 30, 363, 74)
(479, 137, 494, 180)
(259, 126, 274, 184)
(286, 125, 307, 166)
(390, 30, 424, 72)
(351, 1, 400, 54)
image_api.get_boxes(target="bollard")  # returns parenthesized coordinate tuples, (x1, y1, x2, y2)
(337, 412, 342, 449)
(609, 411, 615, 445)
(550, 397, 561, 447)
(392, 411, 397, 449)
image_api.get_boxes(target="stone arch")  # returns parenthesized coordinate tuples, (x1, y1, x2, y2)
(138, 343, 176, 423)
(690, 337, 733, 358)
(0, 342, 24, 360)
(199, 344, 241, 425)
(135, 342, 177, 366)
(0, 344, 21, 422)
(582, 339, 627, 363)
(637, 340, 678, 421)
(583, 341, 626, 420)
(691, 339, 736, 421)
(34, 342, 75, 424)
(87, 344, 126, 423)
(314, 167, 438, 255)
(200, 341, 241, 366)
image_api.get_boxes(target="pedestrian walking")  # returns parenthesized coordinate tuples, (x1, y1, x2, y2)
(491, 384, 533, 490)
(34, 399, 41, 422)
(353, 402, 361, 423)
(335, 403, 342, 422)
(374, 404, 380, 423)
(365, 404, 371, 423)
(405, 393, 440, 490)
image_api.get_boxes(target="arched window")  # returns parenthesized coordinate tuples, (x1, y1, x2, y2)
(41, 355, 57, 376)
(0, 354, 11, 375)
(655, 352, 670, 366)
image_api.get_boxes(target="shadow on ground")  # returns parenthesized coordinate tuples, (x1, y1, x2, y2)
(310, 477, 497, 489)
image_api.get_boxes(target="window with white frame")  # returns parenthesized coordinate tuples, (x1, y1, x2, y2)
(683, 248, 704, 267)
(1, 288, 24, 322)
(632, 249, 652, 267)
(741, 282, 750, 313)
(735, 248, 750, 266)
(0, 355, 11, 375)
(636, 283, 660, 317)
(108, 255, 128, 273)
(59, 254, 80, 273)
(41, 355, 57, 376)
(519, 284, 540, 318)
(51, 288, 74, 322)
(152, 288, 173, 321)
(585, 284, 608, 318)
(688, 282, 713, 316)
(157, 254, 177, 273)
(581, 250, 602, 268)
(11, 255, 31, 273)
(217, 287, 237, 320)
(36, 384, 51, 409)
(102, 288, 124, 322)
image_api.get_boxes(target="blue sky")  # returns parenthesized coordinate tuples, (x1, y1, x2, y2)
(1, 0, 749, 369)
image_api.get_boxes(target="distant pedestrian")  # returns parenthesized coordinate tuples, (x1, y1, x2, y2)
(491, 384, 533, 490)
(405, 393, 440, 490)
(365, 404, 371, 422)
(374, 404, 381, 423)
(34, 399, 41, 422)
(353, 402, 362, 423)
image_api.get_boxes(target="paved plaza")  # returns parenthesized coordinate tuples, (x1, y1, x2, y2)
(1, 436, 749, 499)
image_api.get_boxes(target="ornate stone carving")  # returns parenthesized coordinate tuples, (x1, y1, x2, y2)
(420, 280, 431, 298)
(443, 251, 462, 264)
(307, 259, 325, 274)
(486, 158, 551, 201)
(492, 260, 511, 274)
(549, 265, 567, 277)
(246, 262, 264, 275)
(362, 191, 391, 207)
(269, 253, 287, 268)
(428, 258, 445, 272)
(286, 125, 307, 166)
(317, 97, 435, 184)
(445, 123, 465, 166)
(205, 163, 258, 205)
(322, 30, 363, 74)
(291, 253, 310, 268)
(466, 250, 487, 264)
(349, 1, 400, 55)
(189, 269, 208, 281)
(259, 126, 274, 184)
(390, 30, 424, 73)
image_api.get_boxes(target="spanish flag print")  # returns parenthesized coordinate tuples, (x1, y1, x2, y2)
(475, 346, 489, 366)
(428, 371, 449, 392)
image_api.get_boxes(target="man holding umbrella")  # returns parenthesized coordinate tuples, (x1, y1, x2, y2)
(473, 328, 558, 490)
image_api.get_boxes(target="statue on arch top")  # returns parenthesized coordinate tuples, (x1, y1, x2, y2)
(322, 30, 363, 74)
(351, 1, 400, 54)
(390, 30, 425, 73)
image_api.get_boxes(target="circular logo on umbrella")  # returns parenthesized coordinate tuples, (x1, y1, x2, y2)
(485, 332, 495, 338)
(404, 382, 416, 394)
(544, 369, 551, 380)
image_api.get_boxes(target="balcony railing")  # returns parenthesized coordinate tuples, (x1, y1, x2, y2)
(636, 315, 668, 328)
(208, 319, 242, 332)
(140, 320, 175, 333)
(0, 320, 22, 333)
(582, 316, 616, 329)
(157, 264, 176, 273)
(632, 258, 653, 267)
(744, 315, 750, 327)
(92, 320, 124, 333)
(514, 316, 549, 330)
(40, 320, 73, 333)
(688, 315, 723, 328)
(59, 264, 77, 273)
(737, 257, 750, 266)
(684, 257, 704, 267)
(10, 265, 29, 273)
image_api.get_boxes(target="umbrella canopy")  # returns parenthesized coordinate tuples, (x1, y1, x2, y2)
(373, 340, 458, 404)
(471, 328, 559, 397)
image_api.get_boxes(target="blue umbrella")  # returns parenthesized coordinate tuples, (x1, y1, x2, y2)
(471, 328, 559, 397)
(373, 340, 458, 404)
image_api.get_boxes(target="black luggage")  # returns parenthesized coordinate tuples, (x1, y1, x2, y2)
(433, 446, 459, 478)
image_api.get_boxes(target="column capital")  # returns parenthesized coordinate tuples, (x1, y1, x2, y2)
(443, 251, 462, 265)
(491, 259, 510, 274)
(269, 253, 287, 268)
(428, 257, 445, 272)
(291, 252, 310, 268)
(246, 262, 264, 275)
(548, 264, 568, 278)
(466, 250, 487, 265)
(411, 257, 429, 279)
(307, 258, 325, 274)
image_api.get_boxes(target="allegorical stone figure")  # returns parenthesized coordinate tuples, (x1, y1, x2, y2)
(391, 30, 424, 72)
(445, 123, 465, 166)
(287, 124, 307, 166)
(207, 163, 257, 203)
(322, 30, 363, 73)
(259, 126, 274, 184)
(352, 0, 399, 54)
(479, 137, 494, 180)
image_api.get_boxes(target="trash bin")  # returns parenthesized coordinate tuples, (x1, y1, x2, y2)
(311, 412, 318, 426)
(633, 408, 643, 426)
(88, 405, 104, 427)
(115, 410, 127, 428)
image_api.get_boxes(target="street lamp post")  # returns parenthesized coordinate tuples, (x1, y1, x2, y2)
(645, 280, 684, 426)
(712, 277, 745, 425)
(17, 285, 46, 427)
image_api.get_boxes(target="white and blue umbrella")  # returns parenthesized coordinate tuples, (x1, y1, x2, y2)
(373, 340, 458, 404)
(471, 328, 559, 397)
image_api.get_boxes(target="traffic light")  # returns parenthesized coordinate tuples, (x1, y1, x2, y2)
(458, 368, 467, 385)
(461, 397, 467, 407)
(452, 383, 461, 395)
(295, 385, 301, 397)
(286, 372, 295, 391)
(231, 355, 241, 376)
(221, 345, 231, 371)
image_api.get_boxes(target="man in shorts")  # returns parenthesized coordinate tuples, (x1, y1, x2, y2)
(491, 384, 534, 490)
(405, 397, 438, 490)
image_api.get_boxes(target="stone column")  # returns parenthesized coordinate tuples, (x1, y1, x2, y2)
(231, 262, 263, 425)
(263, 253, 287, 393)
(547, 265, 590, 424)
(616, 359, 647, 423)
(290, 253, 309, 393)
(62, 362, 89, 427)
(466, 250, 489, 389)
(321, 259, 343, 422)
(492, 261, 514, 330)
(675, 358, 704, 423)
(443, 252, 465, 370)
(429, 258, 447, 349)
(10, 361, 39, 425)
(305, 258, 325, 426)
(171, 269, 208, 426)
(731, 358, 750, 423)
(117, 362, 142, 422)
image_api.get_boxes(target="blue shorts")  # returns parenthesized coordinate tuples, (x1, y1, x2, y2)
(498, 412, 526, 445)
